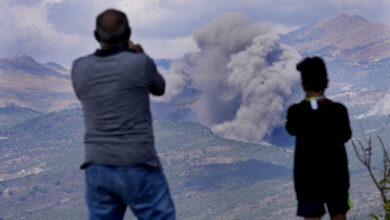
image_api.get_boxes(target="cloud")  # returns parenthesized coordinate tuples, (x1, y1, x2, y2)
(330, 0, 390, 24)
(0, 0, 205, 66)
(46, 0, 98, 35)
(160, 12, 301, 142)
(261, 22, 300, 35)
(0, 0, 93, 66)
(140, 36, 199, 59)
(1, 0, 389, 67)
(330, 0, 381, 9)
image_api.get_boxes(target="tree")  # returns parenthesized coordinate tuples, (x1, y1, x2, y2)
(352, 135, 390, 220)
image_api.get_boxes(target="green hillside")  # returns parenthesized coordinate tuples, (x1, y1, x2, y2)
(0, 108, 385, 219)
(0, 105, 42, 131)
(0, 109, 295, 219)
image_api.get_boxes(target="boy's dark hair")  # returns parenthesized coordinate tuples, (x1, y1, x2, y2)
(296, 57, 328, 91)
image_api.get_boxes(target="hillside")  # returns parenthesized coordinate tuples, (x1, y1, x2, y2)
(0, 55, 173, 114)
(0, 55, 77, 113)
(0, 108, 296, 219)
(44, 62, 70, 76)
(0, 105, 42, 131)
(282, 13, 390, 62)
(0, 108, 385, 219)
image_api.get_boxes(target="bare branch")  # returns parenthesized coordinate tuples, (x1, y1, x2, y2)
(352, 139, 367, 165)
(358, 119, 369, 145)
(378, 136, 390, 165)
(357, 140, 368, 165)
(352, 136, 386, 203)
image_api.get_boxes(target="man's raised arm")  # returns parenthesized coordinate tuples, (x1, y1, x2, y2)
(146, 57, 165, 96)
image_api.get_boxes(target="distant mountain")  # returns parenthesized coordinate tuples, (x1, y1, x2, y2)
(0, 55, 68, 79)
(282, 13, 390, 62)
(0, 55, 175, 114)
(44, 62, 69, 76)
(0, 55, 77, 113)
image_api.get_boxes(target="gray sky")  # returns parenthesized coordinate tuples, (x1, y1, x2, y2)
(0, 0, 389, 68)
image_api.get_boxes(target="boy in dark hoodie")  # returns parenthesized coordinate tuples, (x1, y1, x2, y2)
(286, 57, 352, 220)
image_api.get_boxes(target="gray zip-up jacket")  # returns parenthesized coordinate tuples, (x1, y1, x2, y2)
(71, 47, 165, 169)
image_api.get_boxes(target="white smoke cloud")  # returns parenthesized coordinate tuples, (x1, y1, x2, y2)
(368, 94, 390, 116)
(160, 12, 301, 142)
(191, 12, 264, 125)
(153, 53, 199, 102)
(212, 34, 300, 141)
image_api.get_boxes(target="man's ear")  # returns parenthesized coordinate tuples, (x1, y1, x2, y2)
(124, 27, 131, 41)
(94, 30, 100, 42)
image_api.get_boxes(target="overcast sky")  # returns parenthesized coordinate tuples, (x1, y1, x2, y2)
(0, 0, 389, 68)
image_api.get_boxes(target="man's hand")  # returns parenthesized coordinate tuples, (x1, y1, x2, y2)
(128, 40, 144, 53)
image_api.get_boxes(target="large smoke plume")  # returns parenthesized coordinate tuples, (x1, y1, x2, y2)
(157, 12, 301, 142)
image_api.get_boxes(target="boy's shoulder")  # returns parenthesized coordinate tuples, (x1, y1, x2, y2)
(324, 99, 348, 112)
(287, 100, 306, 112)
(287, 99, 348, 113)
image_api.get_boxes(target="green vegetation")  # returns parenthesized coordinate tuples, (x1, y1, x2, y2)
(0, 108, 387, 219)
(0, 105, 42, 132)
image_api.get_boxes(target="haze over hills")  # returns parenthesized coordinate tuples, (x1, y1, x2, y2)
(282, 13, 390, 62)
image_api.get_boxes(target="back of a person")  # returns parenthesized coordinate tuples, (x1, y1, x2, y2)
(71, 9, 175, 220)
(290, 98, 350, 199)
(286, 57, 351, 220)
(292, 98, 349, 160)
(77, 52, 150, 132)
(72, 50, 160, 168)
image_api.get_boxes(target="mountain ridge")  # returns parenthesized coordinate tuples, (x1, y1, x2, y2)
(0, 55, 77, 112)
(0, 55, 69, 79)
(281, 13, 390, 62)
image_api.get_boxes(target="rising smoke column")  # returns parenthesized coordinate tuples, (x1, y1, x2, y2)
(212, 34, 301, 142)
(159, 12, 301, 142)
(153, 53, 199, 103)
(190, 12, 263, 125)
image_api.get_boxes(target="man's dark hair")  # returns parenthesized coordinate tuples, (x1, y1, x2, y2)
(95, 9, 131, 44)
(297, 56, 328, 91)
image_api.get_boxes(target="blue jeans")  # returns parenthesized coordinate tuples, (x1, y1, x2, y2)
(85, 164, 175, 220)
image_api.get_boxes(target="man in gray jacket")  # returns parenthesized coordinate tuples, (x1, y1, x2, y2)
(71, 9, 175, 220)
